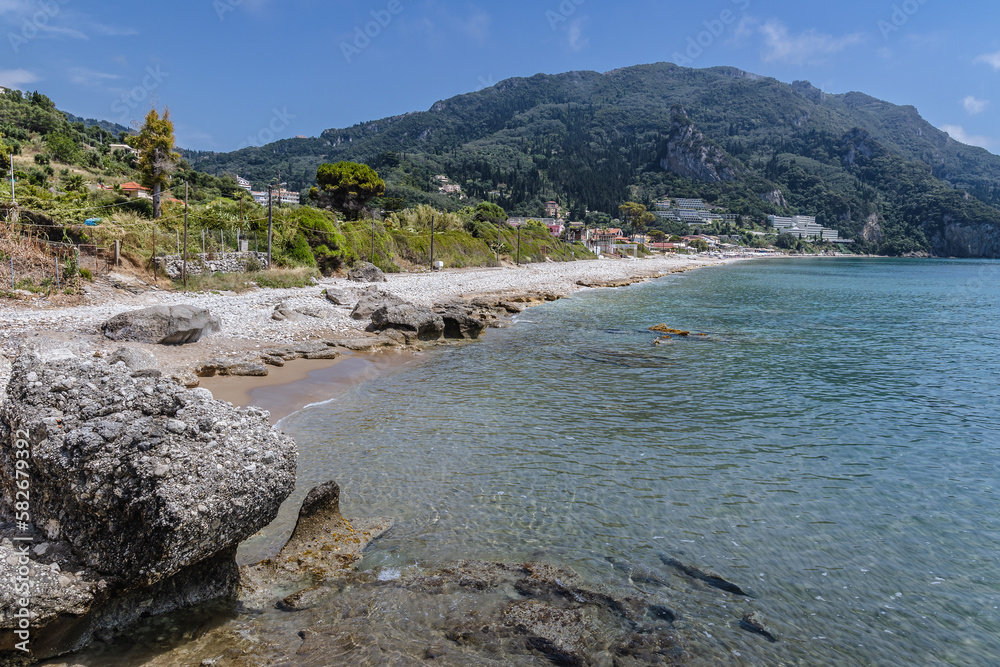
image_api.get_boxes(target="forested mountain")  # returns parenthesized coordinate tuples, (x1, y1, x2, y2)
(185, 62, 1000, 257)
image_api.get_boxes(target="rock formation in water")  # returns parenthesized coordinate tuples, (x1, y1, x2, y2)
(0, 342, 296, 663)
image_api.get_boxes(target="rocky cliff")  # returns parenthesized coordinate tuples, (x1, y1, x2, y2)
(660, 107, 740, 183)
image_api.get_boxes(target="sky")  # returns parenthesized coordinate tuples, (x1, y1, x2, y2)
(0, 0, 997, 154)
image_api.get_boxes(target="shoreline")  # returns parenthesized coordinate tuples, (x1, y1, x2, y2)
(0, 253, 750, 395)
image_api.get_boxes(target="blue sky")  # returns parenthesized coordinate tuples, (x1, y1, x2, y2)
(1, 0, 997, 154)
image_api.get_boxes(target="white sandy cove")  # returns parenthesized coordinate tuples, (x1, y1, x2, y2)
(0, 254, 739, 361)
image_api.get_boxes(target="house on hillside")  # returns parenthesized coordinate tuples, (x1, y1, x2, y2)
(544, 201, 562, 218)
(120, 181, 150, 199)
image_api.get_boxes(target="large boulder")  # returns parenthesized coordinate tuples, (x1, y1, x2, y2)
(350, 288, 407, 321)
(107, 346, 159, 372)
(370, 303, 445, 341)
(101, 305, 221, 345)
(347, 262, 387, 283)
(0, 347, 296, 661)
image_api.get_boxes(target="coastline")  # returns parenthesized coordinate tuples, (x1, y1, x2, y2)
(0, 254, 743, 396)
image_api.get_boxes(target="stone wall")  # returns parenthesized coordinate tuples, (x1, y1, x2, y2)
(154, 252, 270, 279)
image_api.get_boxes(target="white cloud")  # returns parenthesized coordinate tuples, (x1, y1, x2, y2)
(941, 124, 993, 149)
(757, 19, 864, 65)
(451, 8, 491, 43)
(0, 68, 38, 88)
(974, 51, 1000, 70)
(962, 96, 989, 115)
(68, 67, 121, 86)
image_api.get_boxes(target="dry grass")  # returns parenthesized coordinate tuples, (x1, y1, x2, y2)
(175, 267, 320, 293)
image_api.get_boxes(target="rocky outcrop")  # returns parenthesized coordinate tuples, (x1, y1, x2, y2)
(271, 300, 338, 322)
(347, 262, 387, 283)
(370, 303, 445, 342)
(107, 346, 159, 373)
(101, 305, 221, 345)
(0, 346, 296, 662)
(661, 107, 739, 183)
(862, 213, 885, 244)
(930, 216, 1000, 258)
(434, 304, 487, 340)
(238, 480, 392, 610)
(350, 288, 407, 321)
(759, 189, 789, 208)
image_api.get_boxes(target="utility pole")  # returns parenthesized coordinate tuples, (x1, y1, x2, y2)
(267, 185, 273, 268)
(516, 224, 521, 266)
(429, 214, 435, 269)
(370, 212, 376, 264)
(183, 182, 189, 288)
(496, 221, 502, 263)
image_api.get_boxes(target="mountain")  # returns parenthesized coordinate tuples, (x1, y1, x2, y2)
(184, 62, 1000, 257)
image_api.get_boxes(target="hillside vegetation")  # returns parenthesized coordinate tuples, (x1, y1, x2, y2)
(185, 63, 1000, 257)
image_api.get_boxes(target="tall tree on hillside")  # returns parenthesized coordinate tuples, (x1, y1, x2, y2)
(619, 202, 656, 235)
(128, 108, 179, 219)
(309, 161, 385, 219)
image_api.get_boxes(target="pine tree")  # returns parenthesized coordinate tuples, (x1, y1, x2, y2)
(128, 108, 179, 219)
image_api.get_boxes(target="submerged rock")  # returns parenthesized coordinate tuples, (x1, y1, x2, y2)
(0, 345, 296, 662)
(740, 610, 778, 642)
(658, 553, 752, 597)
(101, 305, 221, 345)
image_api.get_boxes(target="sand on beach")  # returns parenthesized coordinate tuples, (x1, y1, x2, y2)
(199, 350, 422, 423)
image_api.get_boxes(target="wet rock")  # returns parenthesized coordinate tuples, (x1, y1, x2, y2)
(658, 554, 752, 597)
(0, 346, 296, 662)
(347, 262, 387, 283)
(434, 304, 487, 340)
(331, 336, 397, 352)
(501, 599, 589, 666)
(740, 610, 777, 642)
(101, 305, 221, 345)
(238, 481, 392, 610)
(370, 303, 445, 342)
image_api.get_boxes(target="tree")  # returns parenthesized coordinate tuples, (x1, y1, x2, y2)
(63, 174, 87, 192)
(127, 108, 179, 219)
(774, 232, 798, 250)
(648, 230, 667, 243)
(472, 201, 507, 225)
(618, 202, 655, 235)
(309, 161, 385, 219)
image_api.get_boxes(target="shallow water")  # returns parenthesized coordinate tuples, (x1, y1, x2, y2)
(59, 257, 1000, 665)
(271, 257, 1000, 665)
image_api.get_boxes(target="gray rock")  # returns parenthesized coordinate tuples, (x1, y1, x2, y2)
(324, 288, 350, 305)
(273, 301, 336, 322)
(435, 304, 486, 340)
(370, 303, 445, 341)
(107, 346, 158, 371)
(347, 262, 387, 283)
(224, 362, 269, 377)
(350, 288, 406, 321)
(101, 305, 221, 345)
(0, 350, 296, 661)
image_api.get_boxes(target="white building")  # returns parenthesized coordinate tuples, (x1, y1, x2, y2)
(236, 176, 252, 192)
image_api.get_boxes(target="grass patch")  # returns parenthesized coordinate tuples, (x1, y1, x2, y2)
(174, 267, 320, 293)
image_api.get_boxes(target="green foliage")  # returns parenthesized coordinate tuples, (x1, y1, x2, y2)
(310, 161, 385, 219)
(127, 108, 180, 218)
(774, 233, 798, 250)
(45, 133, 78, 163)
(63, 174, 87, 192)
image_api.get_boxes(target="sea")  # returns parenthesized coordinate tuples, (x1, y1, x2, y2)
(67, 257, 1000, 665)
(274, 257, 1000, 665)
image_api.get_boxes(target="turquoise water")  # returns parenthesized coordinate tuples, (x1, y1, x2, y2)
(280, 258, 1000, 665)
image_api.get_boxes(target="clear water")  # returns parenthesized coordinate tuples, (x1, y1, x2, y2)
(273, 257, 1000, 665)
